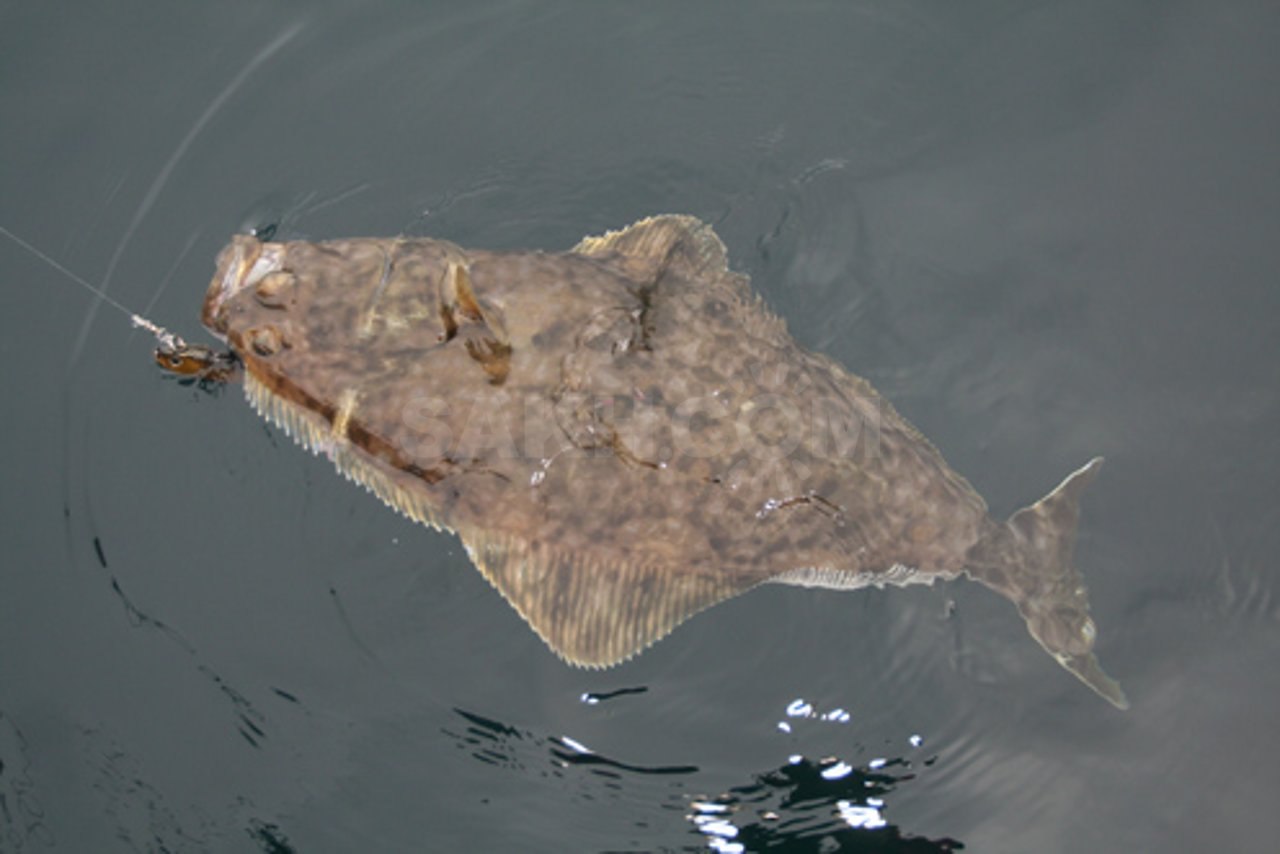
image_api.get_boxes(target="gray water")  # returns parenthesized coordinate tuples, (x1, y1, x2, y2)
(2, 2, 1277, 851)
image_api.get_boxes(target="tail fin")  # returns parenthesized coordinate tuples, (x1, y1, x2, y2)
(984, 457, 1128, 709)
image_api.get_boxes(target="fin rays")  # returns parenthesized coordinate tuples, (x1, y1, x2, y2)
(461, 531, 747, 667)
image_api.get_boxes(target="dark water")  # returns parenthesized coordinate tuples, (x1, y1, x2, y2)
(2, 2, 1277, 851)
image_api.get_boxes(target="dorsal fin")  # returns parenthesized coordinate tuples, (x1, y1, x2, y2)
(572, 214, 730, 282)
(460, 529, 750, 667)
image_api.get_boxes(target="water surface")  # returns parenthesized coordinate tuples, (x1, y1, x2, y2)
(2, 2, 1277, 851)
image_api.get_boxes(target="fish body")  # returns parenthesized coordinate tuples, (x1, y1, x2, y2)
(199, 215, 1126, 708)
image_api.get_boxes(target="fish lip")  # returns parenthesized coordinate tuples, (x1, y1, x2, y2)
(200, 235, 285, 336)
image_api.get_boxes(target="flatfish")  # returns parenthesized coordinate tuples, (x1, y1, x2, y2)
(185, 215, 1126, 708)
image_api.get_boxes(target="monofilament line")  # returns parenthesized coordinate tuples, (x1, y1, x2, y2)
(2, 224, 183, 350)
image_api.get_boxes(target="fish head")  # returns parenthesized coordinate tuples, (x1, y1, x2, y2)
(200, 233, 606, 378)
(194, 232, 639, 509)
(190, 219, 763, 671)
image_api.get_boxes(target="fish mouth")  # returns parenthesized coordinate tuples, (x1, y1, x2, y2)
(200, 234, 285, 336)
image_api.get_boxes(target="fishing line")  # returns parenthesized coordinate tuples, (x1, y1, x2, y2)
(69, 20, 305, 366)
(2, 225, 142, 322)
(1, 224, 185, 351)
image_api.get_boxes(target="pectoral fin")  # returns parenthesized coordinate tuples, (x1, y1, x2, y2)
(437, 260, 511, 383)
(437, 260, 509, 345)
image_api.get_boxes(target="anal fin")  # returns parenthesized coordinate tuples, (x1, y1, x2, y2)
(460, 531, 746, 667)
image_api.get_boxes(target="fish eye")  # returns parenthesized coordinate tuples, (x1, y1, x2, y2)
(1080, 617, 1096, 645)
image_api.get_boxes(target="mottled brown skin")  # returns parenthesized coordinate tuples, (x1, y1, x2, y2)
(195, 215, 1126, 708)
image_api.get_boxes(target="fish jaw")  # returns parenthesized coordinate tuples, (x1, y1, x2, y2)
(201, 235, 285, 338)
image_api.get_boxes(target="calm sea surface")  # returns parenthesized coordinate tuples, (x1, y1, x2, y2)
(2, 2, 1277, 851)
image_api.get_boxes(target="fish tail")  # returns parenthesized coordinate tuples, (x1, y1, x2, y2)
(972, 457, 1128, 709)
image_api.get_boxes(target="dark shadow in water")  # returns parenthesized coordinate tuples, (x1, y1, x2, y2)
(105, 573, 269, 750)
(74, 724, 296, 854)
(0, 711, 55, 851)
(246, 817, 296, 853)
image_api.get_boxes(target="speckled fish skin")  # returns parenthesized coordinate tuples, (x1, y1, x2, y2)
(199, 215, 1126, 709)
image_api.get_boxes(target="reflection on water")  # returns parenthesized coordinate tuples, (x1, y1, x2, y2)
(581, 685, 649, 704)
(689, 753, 958, 853)
(450, 706, 698, 778)
(445, 693, 961, 852)
(688, 697, 959, 853)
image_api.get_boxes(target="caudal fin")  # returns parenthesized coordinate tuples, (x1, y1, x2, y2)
(991, 457, 1128, 709)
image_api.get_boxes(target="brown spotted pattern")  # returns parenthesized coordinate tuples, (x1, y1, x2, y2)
(197, 215, 1127, 707)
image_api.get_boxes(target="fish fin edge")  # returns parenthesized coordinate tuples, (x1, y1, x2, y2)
(572, 214, 729, 279)
(243, 371, 450, 533)
(1007, 457, 1128, 710)
(459, 530, 747, 667)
